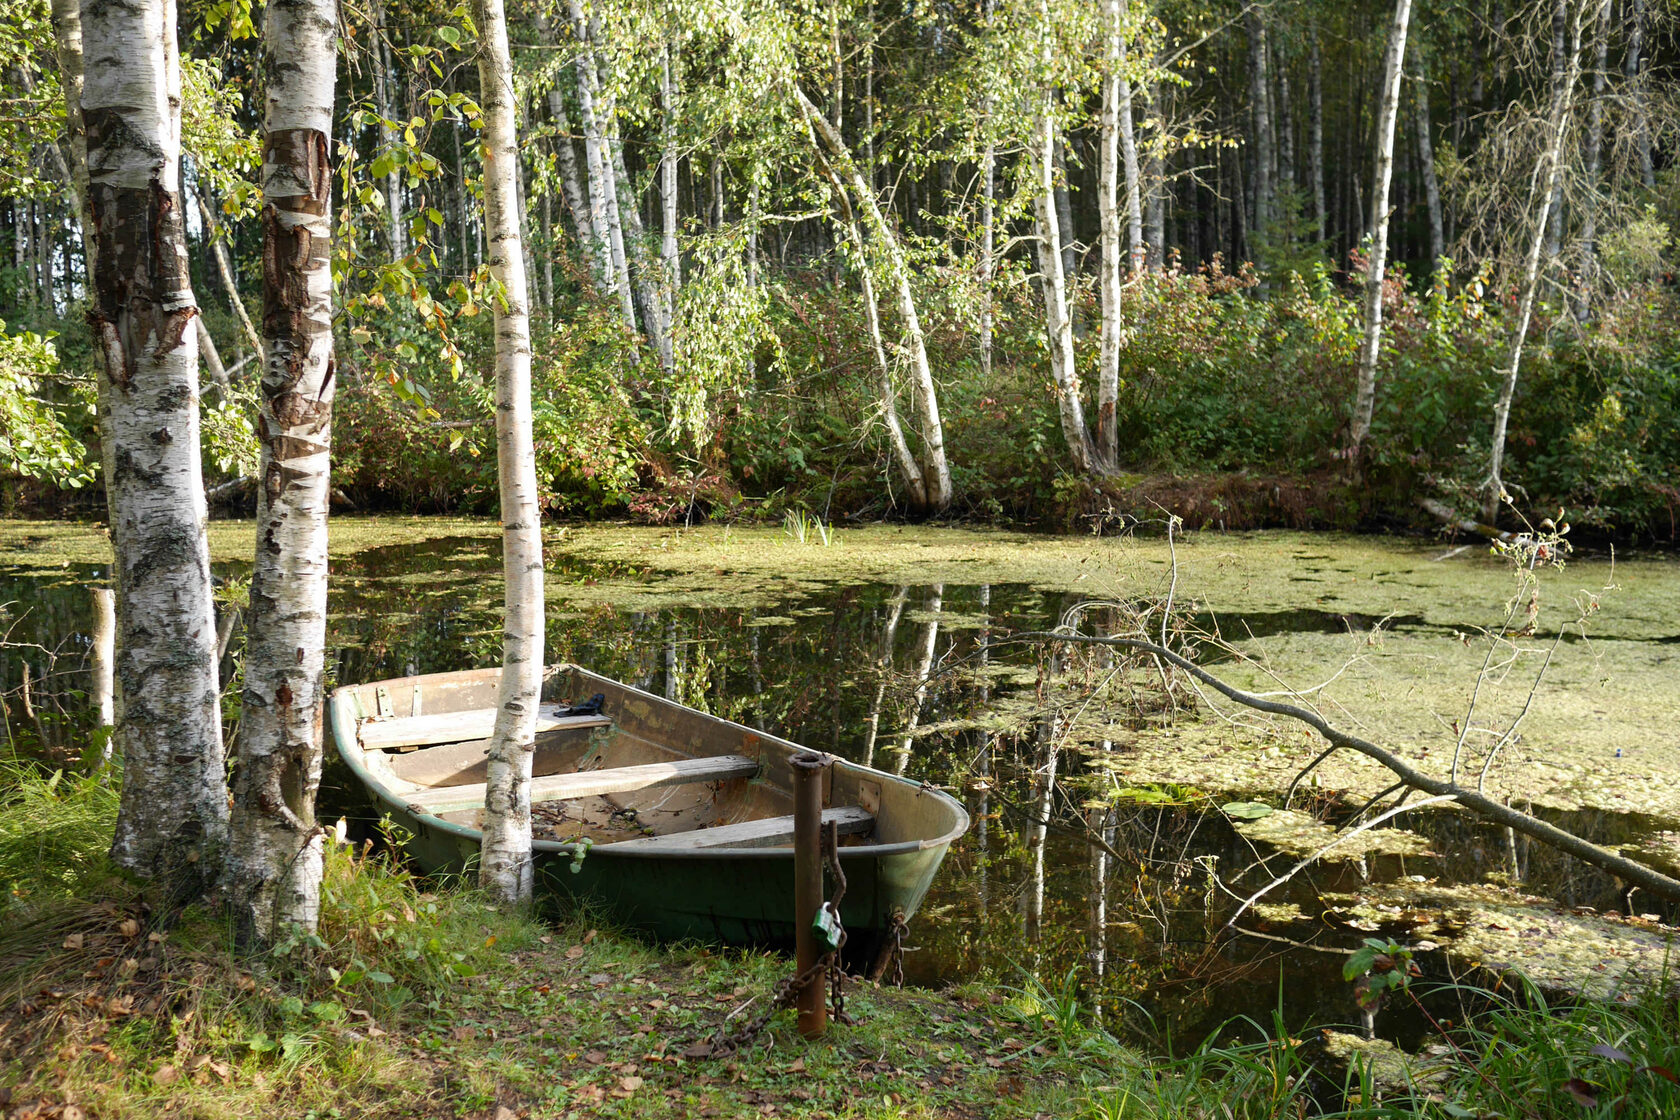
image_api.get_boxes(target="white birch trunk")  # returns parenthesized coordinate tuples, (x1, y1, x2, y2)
(611, 137, 672, 364)
(1034, 107, 1097, 476)
(979, 140, 994, 382)
(977, 0, 994, 381)
(475, 0, 546, 905)
(84, 0, 227, 891)
(1575, 11, 1608, 316)
(1487, 0, 1601, 522)
(1349, 0, 1413, 456)
(546, 89, 602, 288)
(196, 317, 229, 397)
(660, 41, 680, 374)
(227, 0, 337, 938)
(817, 155, 927, 510)
(1096, 0, 1128, 469)
(1544, 0, 1568, 261)
(796, 86, 952, 511)
(1247, 9, 1274, 250)
(567, 4, 637, 334)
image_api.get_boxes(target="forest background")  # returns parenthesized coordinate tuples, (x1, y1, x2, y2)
(1, 0, 1677, 539)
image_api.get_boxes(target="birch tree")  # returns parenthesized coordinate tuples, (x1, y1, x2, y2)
(796, 85, 953, 512)
(83, 0, 228, 890)
(227, 0, 338, 938)
(1033, 105, 1098, 475)
(1096, 0, 1126, 468)
(1348, 0, 1413, 458)
(1486, 0, 1604, 523)
(474, 0, 546, 906)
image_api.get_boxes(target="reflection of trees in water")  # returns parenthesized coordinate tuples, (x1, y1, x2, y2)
(889, 585, 943, 776)
(11, 554, 1676, 1034)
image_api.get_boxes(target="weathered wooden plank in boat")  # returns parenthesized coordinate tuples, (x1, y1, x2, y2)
(359, 705, 611, 751)
(608, 806, 874, 851)
(406, 754, 760, 814)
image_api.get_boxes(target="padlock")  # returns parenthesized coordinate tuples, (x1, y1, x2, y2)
(811, 901, 843, 952)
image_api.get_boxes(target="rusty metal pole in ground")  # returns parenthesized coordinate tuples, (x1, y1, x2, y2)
(791, 751, 827, 1039)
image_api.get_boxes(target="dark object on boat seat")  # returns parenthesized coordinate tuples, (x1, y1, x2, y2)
(560, 693, 606, 716)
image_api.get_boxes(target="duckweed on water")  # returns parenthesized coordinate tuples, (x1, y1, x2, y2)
(1231, 809, 1436, 862)
(1319, 881, 1680, 1001)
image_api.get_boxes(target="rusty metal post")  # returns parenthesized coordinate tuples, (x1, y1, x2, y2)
(791, 751, 827, 1039)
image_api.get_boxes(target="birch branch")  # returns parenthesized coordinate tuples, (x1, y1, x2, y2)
(1010, 630, 1680, 904)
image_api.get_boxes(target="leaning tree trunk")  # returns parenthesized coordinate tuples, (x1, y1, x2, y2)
(814, 152, 928, 511)
(474, 0, 546, 906)
(796, 87, 953, 511)
(193, 186, 265, 361)
(1348, 0, 1413, 458)
(1486, 0, 1601, 523)
(227, 0, 337, 939)
(85, 0, 228, 894)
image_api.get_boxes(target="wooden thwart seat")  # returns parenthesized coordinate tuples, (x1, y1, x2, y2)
(406, 754, 760, 815)
(607, 806, 875, 851)
(359, 703, 612, 751)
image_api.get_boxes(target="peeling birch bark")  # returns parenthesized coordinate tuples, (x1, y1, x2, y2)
(475, 0, 545, 906)
(227, 0, 338, 939)
(85, 0, 228, 893)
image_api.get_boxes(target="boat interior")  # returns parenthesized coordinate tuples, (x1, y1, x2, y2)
(336, 664, 924, 851)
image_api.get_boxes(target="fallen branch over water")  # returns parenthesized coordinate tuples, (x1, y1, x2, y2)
(1011, 630, 1680, 905)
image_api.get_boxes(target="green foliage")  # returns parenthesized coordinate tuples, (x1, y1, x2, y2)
(1343, 937, 1419, 1010)
(0, 324, 92, 489)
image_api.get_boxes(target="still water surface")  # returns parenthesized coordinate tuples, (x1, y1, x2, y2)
(4, 520, 1676, 1047)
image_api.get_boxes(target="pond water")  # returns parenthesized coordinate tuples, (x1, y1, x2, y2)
(4, 518, 1678, 1048)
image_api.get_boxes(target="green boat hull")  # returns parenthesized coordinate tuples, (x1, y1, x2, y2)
(330, 665, 967, 953)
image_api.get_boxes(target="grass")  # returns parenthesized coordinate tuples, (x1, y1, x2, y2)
(3, 761, 1678, 1119)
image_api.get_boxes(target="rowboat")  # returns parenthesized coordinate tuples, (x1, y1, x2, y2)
(329, 665, 969, 951)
